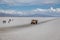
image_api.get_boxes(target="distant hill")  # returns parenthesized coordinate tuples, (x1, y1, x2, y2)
(0, 12, 59, 17)
(0, 13, 21, 17)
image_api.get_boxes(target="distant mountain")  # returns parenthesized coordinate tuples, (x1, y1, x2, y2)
(0, 13, 21, 17)
(0, 12, 60, 17)
(0, 13, 13, 17)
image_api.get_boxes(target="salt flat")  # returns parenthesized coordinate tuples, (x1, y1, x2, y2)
(0, 17, 55, 27)
(0, 17, 60, 40)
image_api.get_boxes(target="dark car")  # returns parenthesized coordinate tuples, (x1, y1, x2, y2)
(31, 19, 38, 24)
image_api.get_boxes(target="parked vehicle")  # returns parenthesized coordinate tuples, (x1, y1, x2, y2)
(31, 19, 38, 24)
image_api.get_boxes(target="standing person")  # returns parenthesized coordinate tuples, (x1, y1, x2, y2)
(8, 19, 14, 23)
(8, 19, 11, 23)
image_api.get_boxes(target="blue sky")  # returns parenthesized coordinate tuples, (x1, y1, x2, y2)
(0, 0, 60, 10)
(0, 0, 60, 17)
(0, 4, 60, 11)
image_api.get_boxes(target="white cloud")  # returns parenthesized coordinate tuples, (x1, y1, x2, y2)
(0, 0, 35, 6)
(32, 8, 60, 17)
(33, 8, 60, 13)
(33, 8, 48, 12)
(0, 8, 60, 17)
(0, 0, 60, 6)
(0, 10, 23, 14)
(40, 0, 59, 4)
(56, 8, 60, 12)
(0, 10, 35, 15)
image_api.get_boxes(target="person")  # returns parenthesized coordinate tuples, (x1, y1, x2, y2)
(3, 20, 6, 24)
(8, 19, 11, 23)
(8, 19, 14, 23)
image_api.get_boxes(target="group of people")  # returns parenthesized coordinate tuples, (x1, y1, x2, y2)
(2, 19, 13, 24)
